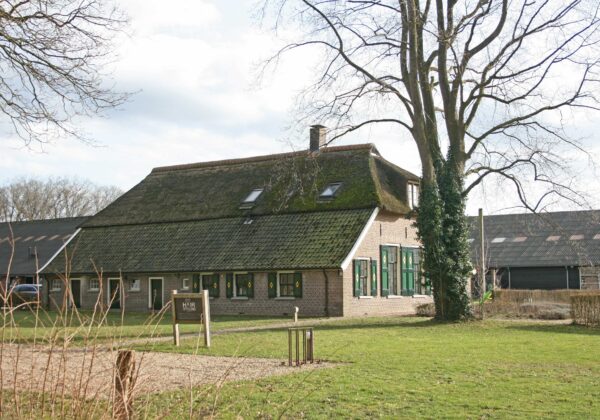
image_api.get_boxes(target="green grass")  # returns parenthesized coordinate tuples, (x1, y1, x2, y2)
(0, 309, 290, 343)
(137, 317, 600, 418)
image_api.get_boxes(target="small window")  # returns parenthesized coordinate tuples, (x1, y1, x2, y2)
(182, 278, 190, 290)
(88, 278, 100, 291)
(319, 182, 342, 199)
(513, 236, 527, 242)
(569, 234, 584, 241)
(130, 279, 141, 291)
(201, 275, 212, 291)
(407, 183, 419, 209)
(234, 273, 252, 297)
(491, 237, 506, 243)
(51, 279, 62, 292)
(594, 233, 600, 240)
(353, 259, 369, 296)
(243, 188, 263, 203)
(546, 235, 560, 242)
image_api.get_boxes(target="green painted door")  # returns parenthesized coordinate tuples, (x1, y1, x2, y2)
(150, 278, 163, 310)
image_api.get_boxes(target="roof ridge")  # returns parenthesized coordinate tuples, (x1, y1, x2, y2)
(151, 143, 377, 174)
(0, 216, 89, 226)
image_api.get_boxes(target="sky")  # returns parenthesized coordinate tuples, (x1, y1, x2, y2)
(0, 0, 598, 216)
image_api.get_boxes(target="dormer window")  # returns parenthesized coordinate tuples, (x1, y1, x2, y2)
(319, 182, 342, 199)
(408, 183, 419, 209)
(240, 188, 264, 209)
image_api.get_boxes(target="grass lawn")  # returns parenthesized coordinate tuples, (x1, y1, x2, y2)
(0, 309, 291, 343)
(136, 317, 600, 418)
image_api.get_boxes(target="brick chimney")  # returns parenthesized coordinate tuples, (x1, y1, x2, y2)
(309, 125, 327, 152)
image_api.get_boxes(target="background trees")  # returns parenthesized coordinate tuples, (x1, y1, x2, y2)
(0, 0, 127, 145)
(0, 178, 122, 221)
(262, 0, 600, 319)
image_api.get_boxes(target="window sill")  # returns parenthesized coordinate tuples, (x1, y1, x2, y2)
(231, 297, 249, 300)
(413, 294, 430, 298)
(275, 297, 295, 300)
(51, 289, 61, 293)
(357, 296, 373, 299)
(386, 295, 404, 299)
(88, 289, 99, 293)
(129, 289, 141, 293)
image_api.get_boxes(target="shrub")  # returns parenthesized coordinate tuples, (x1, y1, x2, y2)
(571, 294, 600, 326)
(416, 303, 436, 317)
(494, 289, 600, 304)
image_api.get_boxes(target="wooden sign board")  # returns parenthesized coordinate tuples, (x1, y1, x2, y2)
(171, 290, 210, 347)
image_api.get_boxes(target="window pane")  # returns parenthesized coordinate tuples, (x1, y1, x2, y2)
(279, 273, 295, 297)
(320, 182, 342, 198)
(243, 189, 263, 203)
(235, 274, 249, 296)
(201, 275, 212, 290)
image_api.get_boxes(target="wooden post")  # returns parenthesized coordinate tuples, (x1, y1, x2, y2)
(288, 329, 292, 366)
(172, 290, 180, 346)
(114, 350, 135, 420)
(202, 289, 211, 347)
(295, 329, 300, 367)
(479, 208, 486, 294)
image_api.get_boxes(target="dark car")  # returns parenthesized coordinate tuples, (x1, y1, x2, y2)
(7, 284, 41, 308)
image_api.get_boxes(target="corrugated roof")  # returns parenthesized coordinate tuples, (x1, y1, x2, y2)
(45, 209, 374, 274)
(84, 144, 419, 228)
(0, 217, 88, 276)
(468, 210, 600, 267)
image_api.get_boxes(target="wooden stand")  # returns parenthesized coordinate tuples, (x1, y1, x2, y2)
(288, 327, 314, 366)
(172, 290, 210, 347)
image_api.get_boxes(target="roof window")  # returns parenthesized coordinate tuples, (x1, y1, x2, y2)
(569, 234, 584, 241)
(594, 233, 600, 240)
(319, 182, 342, 199)
(491, 237, 506, 243)
(546, 235, 560, 242)
(513, 236, 527, 242)
(243, 188, 264, 203)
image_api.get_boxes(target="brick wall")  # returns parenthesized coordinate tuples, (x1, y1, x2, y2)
(47, 270, 342, 317)
(341, 210, 432, 316)
(580, 266, 600, 290)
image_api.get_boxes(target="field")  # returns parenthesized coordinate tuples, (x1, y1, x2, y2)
(2, 312, 600, 418)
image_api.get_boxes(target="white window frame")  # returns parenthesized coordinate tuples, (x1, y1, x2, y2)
(107, 277, 122, 307)
(129, 278, 141, 292)
(182, 277, 190, 290)
(319, 182, 342, 199)
(354, 258, 371, 298)
(50, 278, 62, 292)
(242, 188, 264, 204)
(233, 272, 250, 299)
(277, 271, 296, 299)
(407, 183, 419, 209)
(88, 278, 100, 292)
(148, 277, 164, 309)
(383, 243, 401, 297)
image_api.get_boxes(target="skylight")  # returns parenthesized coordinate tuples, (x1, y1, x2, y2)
(569, 234, 584, 241)
(513, 236, 527, 242)
(594, 233, 600, 240)
(467, 238, 475, 243)
(242, 188, 264, 203)
(546, 235, 560, 242)
(35, 235, 46, 241)
(320, 182, 342, 199)
(48, 235, 60, 240)
(491, 237, 506, 243)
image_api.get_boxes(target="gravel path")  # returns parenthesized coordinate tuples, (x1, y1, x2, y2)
(0, 344, 329, 400)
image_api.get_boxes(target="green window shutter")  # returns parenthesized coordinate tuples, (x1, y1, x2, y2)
(210, 274, 220, 298)
(293, 272, 303, 298)
(268, 273, 277, 298)
(370, 260, 377, 296)
(400, 248, 408, 296)
(192, 274, 200, 293)
(247, 273, 254, 298)
(380, 246, 389, 297)
(353, 260, 361, 297)
(225, 273, 233, 298)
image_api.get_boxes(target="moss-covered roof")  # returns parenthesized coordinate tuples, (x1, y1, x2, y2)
(46, 209, 374, 273)
(44, 145, 419, 274)
(84, 144, 419, 228)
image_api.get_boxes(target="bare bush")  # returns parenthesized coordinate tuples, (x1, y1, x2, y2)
(571, 294, 600, 326)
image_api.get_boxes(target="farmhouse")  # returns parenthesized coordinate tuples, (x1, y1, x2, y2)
(44, 127, 432, 316)
(469, 210, 600, 290)
(0, 217, 86, 286)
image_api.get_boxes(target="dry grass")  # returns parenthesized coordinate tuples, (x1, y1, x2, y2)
(571, 294, 600, 326)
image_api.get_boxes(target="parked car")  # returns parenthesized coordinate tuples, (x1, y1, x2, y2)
(6, 284, 41, 308)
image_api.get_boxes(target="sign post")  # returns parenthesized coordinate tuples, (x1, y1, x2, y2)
(171, 289, 210, 347)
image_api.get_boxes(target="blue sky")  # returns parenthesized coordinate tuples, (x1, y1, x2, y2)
(0, 0, 597, 216)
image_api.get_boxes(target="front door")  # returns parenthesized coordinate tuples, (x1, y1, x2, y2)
(150, 278, 163, 310)
(71, 279, 81, 308)
(109, 279, 121, 309)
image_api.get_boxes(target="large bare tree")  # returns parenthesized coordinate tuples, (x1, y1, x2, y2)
(262, 0, 600, 319)
(0, 0, 128, 145)
(0, 177, 122, 221)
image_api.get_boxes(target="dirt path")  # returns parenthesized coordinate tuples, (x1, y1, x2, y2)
(0, 344, 329, 399)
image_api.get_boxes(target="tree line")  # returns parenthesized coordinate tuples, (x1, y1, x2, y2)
(0, 178, 122, 222)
